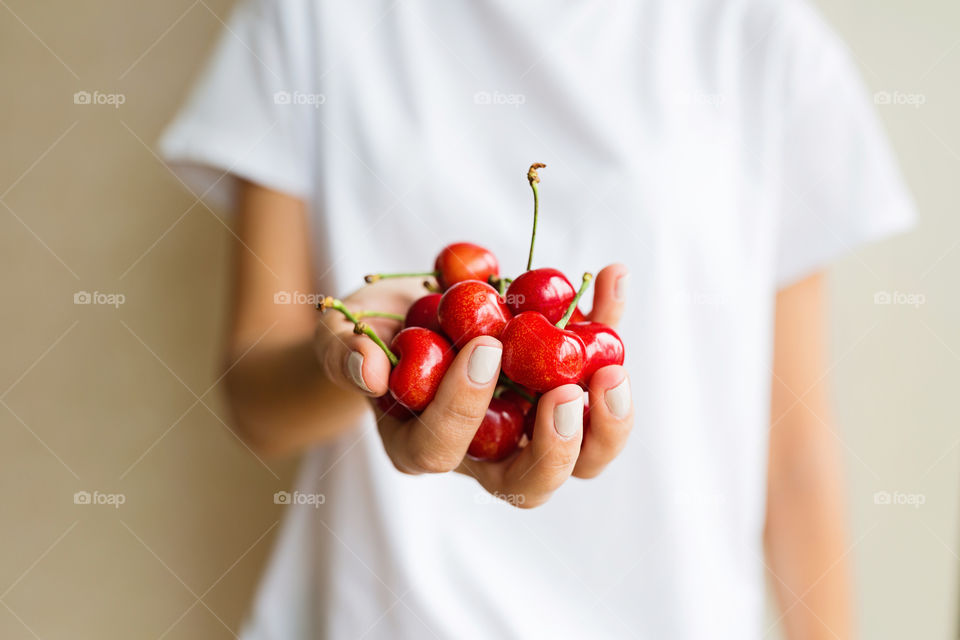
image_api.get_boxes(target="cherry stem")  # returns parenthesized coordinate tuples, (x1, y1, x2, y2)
(489, 275, 510, 297)
(526, 163, 546, 271)
(317, 296, 399, 365)
(364, 271, 439, 284)
(556, 272, 593, 329)
(497, 374, 537, 403)
(355, 310, 405, 321)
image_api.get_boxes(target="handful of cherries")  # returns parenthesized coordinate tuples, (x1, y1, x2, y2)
(318, 164, 625, 462)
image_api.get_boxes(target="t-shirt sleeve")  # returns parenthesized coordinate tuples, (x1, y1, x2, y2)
(158, 0, 315, 212)
(774, 2, 917, 288)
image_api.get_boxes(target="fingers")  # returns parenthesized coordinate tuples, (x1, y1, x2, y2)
(379, 336, 502, 474)
(461, 384, 585, 508)
(572, 365, 633, 479)
(318, 279, 441, 396)
(316, 322, 394, 395)
(588, 263, 629, 327)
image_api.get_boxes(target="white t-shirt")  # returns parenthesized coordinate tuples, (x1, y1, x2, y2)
(160, 1, 915, 638)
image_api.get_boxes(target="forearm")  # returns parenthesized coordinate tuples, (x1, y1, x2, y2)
(223, 334, 369, 457)
(766, 273, 854, 638)
(765, 420, 854, 639)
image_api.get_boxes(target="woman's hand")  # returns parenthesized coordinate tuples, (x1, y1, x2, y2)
(316, 265, 634, 508)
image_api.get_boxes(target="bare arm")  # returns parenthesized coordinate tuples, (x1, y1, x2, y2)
(766, 273, 854, 639)
(222, 180, 374, 456)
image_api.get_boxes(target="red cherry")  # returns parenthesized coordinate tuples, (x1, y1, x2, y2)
(404, 293, 443, 334)
(570, 308, 587, 323)
(504, 268, 576, 325)
(467, 397, 525, 461)
(388, 327, 455, 412)
(500, 311, 586, 393)
(499, 388, 535, 416)
(567, 322, 625, 383)
(437, 281, 511, 348)
(434, 242, 499, 290)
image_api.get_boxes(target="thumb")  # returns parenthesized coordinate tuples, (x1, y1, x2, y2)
(587, 264, 630, 327)
(315, 323, 393, 396)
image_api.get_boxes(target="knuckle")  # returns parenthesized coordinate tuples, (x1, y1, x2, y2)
(438, 399, 486, 426)
(548, 448, 580, 472)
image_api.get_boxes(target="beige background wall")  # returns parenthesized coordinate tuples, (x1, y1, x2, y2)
(0, 1, 955, 638)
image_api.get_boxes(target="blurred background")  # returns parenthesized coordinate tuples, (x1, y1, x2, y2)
(0, 0, 956, 638)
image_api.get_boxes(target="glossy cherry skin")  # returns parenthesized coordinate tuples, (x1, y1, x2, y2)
(404, 293, 443, 334)
(505, 268, 576, 325)
(388, 327, 455, 412)
(434, 242, 499, 290)
(437, 280, 512, 348)
(500, 312, 586, 393)
(567, 322, 625, 384)
(467, 397, 526, 461)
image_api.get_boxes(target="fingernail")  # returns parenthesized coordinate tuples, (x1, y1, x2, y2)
(347, 351, 371, 392)
(615, 273, 631, 301)
(468, 345, 502, 384)
(604, 378, 631, 419)
(554, 395, 584, 438)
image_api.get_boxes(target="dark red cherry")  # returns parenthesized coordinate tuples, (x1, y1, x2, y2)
(388, 327, 455, 412)
(467, 397, 526, 461)
(500, 312, 586, 393)
(504, 268, 576, 325)
(404, 293, 443, 334)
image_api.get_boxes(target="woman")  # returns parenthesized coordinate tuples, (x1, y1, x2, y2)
(161, 0, 915, 637)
